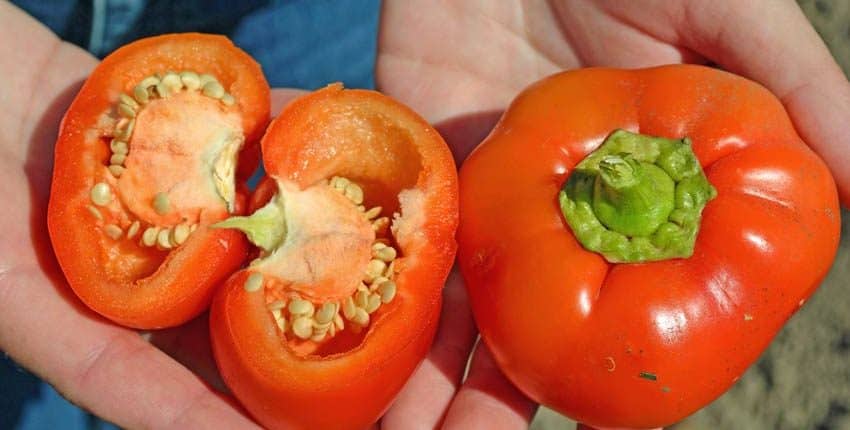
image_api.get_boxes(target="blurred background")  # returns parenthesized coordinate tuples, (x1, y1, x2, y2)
(1, 0, 849, 429)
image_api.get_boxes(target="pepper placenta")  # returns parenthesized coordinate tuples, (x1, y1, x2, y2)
(458, 65, 840, 428)
(210, 84, 458, 429)
(47, 34, 270, 328)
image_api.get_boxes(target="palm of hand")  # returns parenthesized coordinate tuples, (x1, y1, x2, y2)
(376, 1, 850, 429)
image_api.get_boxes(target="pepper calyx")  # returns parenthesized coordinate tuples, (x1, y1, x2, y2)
(559, 129, 717, 263)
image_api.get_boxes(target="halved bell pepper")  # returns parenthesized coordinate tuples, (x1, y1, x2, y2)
(210, 84, 458, 429)
(47, 33, 270, 328)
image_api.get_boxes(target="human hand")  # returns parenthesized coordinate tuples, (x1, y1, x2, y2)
(0, 3, 523, 429)
(376, 1, 850, 429)
(0, 3, 301, 428)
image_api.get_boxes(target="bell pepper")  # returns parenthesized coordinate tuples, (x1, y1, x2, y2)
(209, 84, 458, 429)
(458, 65, 840, 428)
(47, 33, 270, 328)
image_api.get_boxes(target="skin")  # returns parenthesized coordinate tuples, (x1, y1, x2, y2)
(376, 1, 850, 429)
(0, 1, 848, 429)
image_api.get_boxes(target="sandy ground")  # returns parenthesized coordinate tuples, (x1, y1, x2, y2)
(530, 1, 850, 428)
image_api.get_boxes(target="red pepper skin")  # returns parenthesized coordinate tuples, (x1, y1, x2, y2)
(458, 65, 840, 428)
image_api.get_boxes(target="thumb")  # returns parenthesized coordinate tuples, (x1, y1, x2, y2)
(677, 0, 850, 204)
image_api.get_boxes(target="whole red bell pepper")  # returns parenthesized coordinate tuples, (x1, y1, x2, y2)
(458, 65, 840, 428)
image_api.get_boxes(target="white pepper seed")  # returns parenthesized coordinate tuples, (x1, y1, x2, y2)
(365, 293, 381, 313)
(161, 72, 182, 92)
(155, 82, 170, 98)
(90, 182, 112, 206)
(110, 139, 128, 155)
(333, 313, 344, 330)
(133, 85, 149, 104)
(108, 165, 124, 177)
(104, 224, 122, 240)
(352, 308, 370, 326)
(369, 276, 389, 292)
(378, 281, 397, 303)
(292, 316, 313, 339)
(118, 93, 139, 110)
(180, 71, 201, 90)
(355, 289, 369, 309)
(115, 118, 134, 140)
(110, 153, 126, 165)
(343, 183, 364, 205)
(267, 300, 286, 311)
(330, 176, 349, 190)
(372, 217, 390, 234)
(86, 205, 103, 220)
(153, 192, 170, 215)
(141, 227, 159, 247)
(342, 297, 356, 319)
(373, 246, 397, 262)
(276, 317, 287, 332)
(315, 302, 336, 324)
(198, 74, 217, 87)
(126, 220, 141, 239)
(221, 93, 235, 106)
(157, 228, 173, 249)
(364, 206, 382, 220)
(139, 76, 160, 89)
(243, 272, 264, 292)
(117, 103, 136, 119)
(365, 259, 387, 282)
(202, 81, 225, 99)
(173, 223, 190, 245)
(289, 298, 314, 316)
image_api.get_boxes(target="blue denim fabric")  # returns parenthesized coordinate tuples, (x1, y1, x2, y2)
(3, 1, 380, 428)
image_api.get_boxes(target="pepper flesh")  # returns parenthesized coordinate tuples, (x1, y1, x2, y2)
(210, 84, 458, 429)
(47, 33, 270, 328)
(458, 65, 840, 428)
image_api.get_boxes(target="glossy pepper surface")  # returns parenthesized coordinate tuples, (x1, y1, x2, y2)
(458, 65, 840, 428)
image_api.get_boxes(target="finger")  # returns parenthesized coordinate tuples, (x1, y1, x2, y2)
(380, 268, 479, 429)
(442, 341, 538, 430)
(678, 0, 850, 204)
(145, 312, 227, 392)
(605, 0, 850, 203)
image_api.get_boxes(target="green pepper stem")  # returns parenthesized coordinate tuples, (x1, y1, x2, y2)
(559, 129, 717, 263)
(598, 155, 638, 189)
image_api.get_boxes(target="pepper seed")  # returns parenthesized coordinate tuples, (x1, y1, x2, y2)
(126, 220, 140, 239)
(202, 81, 225, 99)
(153, 192, 170, 215)
(104, 224, 122, 240)
(243, 272, 264, 292)
(90, 182, 112, 206)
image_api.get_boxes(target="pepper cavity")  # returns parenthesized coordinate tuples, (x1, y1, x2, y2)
(219, 176, 400, 348)
(86, 70, 243, 250)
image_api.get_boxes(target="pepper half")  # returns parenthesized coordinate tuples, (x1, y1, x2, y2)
(210, 84, 458, 429)
(47, 34, 270, 328)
